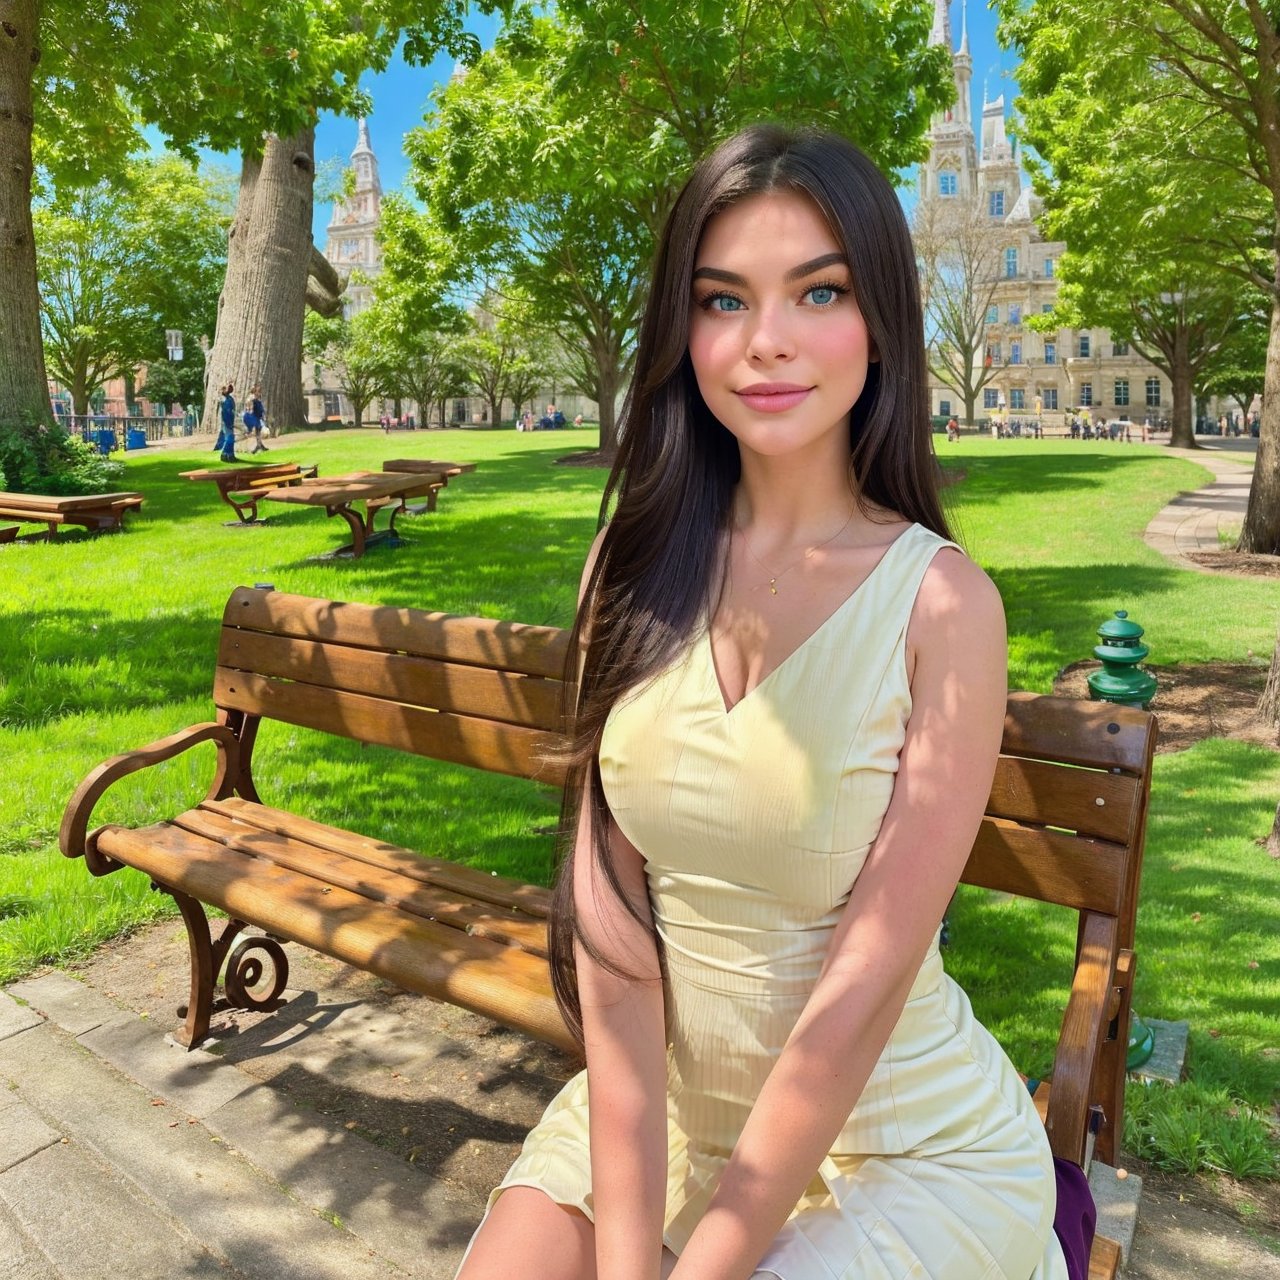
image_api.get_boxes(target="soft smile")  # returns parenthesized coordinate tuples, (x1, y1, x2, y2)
(734, 382, 814, 413)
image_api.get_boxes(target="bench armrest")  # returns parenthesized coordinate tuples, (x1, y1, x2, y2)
(59, 723, 241, 876)
(1044, 911, 1121, 1167)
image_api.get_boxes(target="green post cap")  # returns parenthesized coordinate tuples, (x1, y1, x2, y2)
(1087, 610, 1157, 708)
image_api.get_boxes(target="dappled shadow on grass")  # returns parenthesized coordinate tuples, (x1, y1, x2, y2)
(0, 603, 221, 730)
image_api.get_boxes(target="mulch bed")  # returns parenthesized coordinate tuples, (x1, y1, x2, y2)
(1054, 660, 1277, 755)
(1183, 551, 1280, 579)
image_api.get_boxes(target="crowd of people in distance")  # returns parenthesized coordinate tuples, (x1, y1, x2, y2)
(516, 403, 586, 431)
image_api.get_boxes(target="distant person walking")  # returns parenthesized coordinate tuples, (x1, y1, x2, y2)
(216, 383, 238, 462)
(245, 384, 268, 454)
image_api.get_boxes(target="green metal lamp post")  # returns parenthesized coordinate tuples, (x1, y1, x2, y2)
(1087, 610, 1157, 1069)
(1086, 610, 1157, 709)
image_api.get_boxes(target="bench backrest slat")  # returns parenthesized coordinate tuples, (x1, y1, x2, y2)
(222, 629, 563, 730)
(987, 756, 1141, 845)
(223, 586, 571, 678)
(1002, 691, 1151, 774)
(961, 818, 1127, 915)
(215, 668, 567, 783)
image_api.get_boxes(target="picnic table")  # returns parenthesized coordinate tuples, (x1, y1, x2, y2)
(0, 490, 144, 540)
(179, 462, 319, 525)
(257, 469, 446, 558)
(380, 458, 477, 513)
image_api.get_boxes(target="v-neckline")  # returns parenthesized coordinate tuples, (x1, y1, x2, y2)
(705, 523, 916, 717)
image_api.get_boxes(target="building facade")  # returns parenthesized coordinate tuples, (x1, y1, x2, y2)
(920, 1, 1172, 429)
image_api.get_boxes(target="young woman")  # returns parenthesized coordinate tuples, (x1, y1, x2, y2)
(457, 125, 1071, 1280)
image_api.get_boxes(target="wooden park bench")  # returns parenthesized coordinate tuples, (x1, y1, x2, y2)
(380, 458, 477, 514)
(61, 586, 1156, 1278)
(0, 491, 144, 539)
(179, 461, 319, 525)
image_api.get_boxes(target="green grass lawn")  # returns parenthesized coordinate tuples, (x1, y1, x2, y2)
(3, 429, 1277, 1177)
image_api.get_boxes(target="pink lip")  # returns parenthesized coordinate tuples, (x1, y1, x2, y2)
(735, 383, 813, 413)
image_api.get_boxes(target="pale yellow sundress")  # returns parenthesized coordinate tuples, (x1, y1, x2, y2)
(461, 523, 1070, 1279)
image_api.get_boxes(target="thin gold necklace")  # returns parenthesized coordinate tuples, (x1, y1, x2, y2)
(736, 507, 857, 596)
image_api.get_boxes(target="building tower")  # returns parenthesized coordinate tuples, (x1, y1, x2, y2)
(919, 0, 977, 205)
(324, 118, 383, 316)
(977, 93, 1021, 221)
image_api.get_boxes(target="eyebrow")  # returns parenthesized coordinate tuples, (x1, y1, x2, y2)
(691, 252, 849, 287)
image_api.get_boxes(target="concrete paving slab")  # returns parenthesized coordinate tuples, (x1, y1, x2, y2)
(0, 1100, 59, 1174)
(0, 1142, 229, 1279)
(1131, 1018, 1189, 1086)
(7, 974, 115, 1038)
(1090, 1161, 1143, 1265)
(208, 1083, 484, 1278)
(77, 1013, 255, 1119)
(0, 994, 42, 1043)
(2, 1023, 405, 1279)
(0, 1199, 61, 1280)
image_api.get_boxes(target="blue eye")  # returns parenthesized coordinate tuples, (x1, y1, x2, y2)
(807, 286, 838, 306)
(708, 294, 744, 312)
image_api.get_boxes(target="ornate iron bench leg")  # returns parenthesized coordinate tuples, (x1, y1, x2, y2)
(164, 885, 289, 1048)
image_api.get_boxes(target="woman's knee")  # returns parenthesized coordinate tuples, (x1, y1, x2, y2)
(455, 1187, 595, 1280)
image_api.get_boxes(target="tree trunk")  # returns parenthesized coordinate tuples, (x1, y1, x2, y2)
(1168, 326, 1197, 449)
(597, 366, 620, 457)
(1238, 287, 1280, 554)
(202, 129, 316, 435)
(0, 0, 52, 432)
(1259, 618, 1280, 729)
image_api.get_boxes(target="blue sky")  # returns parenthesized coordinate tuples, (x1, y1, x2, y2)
(310, 2, 1022, 238)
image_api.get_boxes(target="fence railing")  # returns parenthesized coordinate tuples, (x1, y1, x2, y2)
(61, 414, 208, 453)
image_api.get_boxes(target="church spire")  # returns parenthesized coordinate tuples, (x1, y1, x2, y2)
(960, 0, 970, 55)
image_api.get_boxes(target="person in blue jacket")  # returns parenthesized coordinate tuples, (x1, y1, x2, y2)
(219, 383, 238, 462)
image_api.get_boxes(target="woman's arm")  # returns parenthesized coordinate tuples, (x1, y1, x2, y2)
(670, 549, 1008, 1280)
(573, 528, 671, 1280)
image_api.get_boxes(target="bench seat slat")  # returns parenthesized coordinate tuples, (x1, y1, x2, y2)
(170, 807, 550, 956)
(987, 756, 1140, 844)
(205, 797, 553, 917)
(224, 585, 572, 679)
(94, 820, 573, 1052)
(214, 669, 567, 784)
(218, 630, 565, 730)
(1003, 692, 1152, 774)
(962, 817, 1126, 915)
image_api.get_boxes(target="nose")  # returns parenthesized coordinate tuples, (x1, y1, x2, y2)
(744, 300, 796, 363)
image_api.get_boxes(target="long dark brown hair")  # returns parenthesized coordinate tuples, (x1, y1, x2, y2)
(548, 123, 953, 1051)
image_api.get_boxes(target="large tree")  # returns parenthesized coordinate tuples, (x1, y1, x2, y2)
(34, 155, 230, 417)
(410, 2, 952, 455)
(998, 0, 1280, 551)
(913, 192, 1011, 426)
(1, 1, 490, 467)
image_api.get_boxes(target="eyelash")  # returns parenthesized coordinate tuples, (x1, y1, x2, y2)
(696, 279, 851, 312)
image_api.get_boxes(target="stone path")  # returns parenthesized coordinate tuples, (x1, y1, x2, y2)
(1143, 440, 1256, 566)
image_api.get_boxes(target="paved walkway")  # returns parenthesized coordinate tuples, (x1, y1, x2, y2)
(1143, 439, 1256, 566)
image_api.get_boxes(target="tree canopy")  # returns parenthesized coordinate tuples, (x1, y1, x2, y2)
(997, 0, 1280, 548)
(407, 1, 952, 453)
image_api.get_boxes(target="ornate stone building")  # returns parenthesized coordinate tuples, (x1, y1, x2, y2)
(305, 118, 596, 428)
(920, 0, 1171, 429)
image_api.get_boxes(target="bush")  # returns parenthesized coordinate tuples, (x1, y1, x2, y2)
(1125, 1080, 1279, 1180)
(0, 421, 125, 495)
